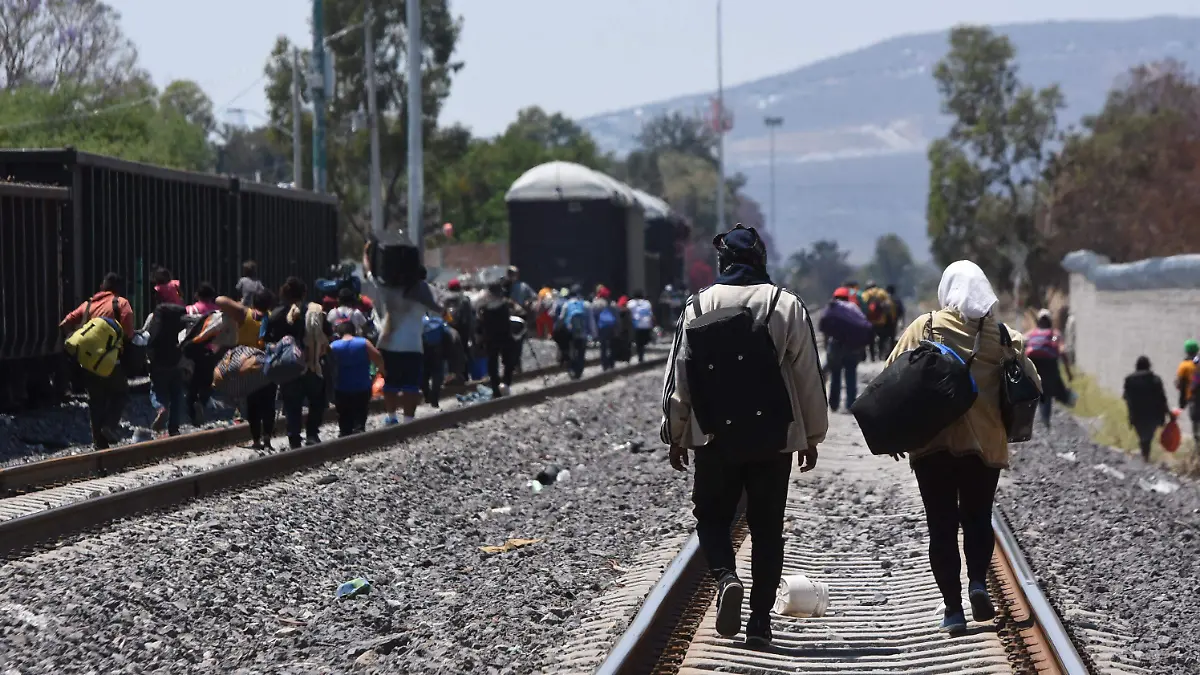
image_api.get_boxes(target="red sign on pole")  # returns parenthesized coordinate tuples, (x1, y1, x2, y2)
(707, 97, 733, 133)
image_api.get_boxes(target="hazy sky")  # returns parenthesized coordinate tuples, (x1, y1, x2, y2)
(108, 0, 1198, 137)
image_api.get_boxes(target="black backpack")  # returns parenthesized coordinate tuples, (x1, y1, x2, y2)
(683, 286, 794, 454)
(851, 313, 980, 455)
(480, 299, 512, 345)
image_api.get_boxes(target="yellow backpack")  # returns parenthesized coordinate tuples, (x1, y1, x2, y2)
(64, 298, 124, 377)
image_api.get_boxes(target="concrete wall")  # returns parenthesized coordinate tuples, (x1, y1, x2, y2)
(425, 242, 509, 273)
(1069, 272, 1200, 397)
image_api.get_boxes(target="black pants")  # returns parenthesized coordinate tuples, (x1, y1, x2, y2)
(84, 363, 129, 449)
(692, 450, 792, 617)
(1135, 423, 1158, 461)
(245, 384, 278, 446)
(869, 324, 890, 361)
(422, 348, 446, 407)
(912, 451, 1001, 609)
(281, 372, 326, 447)
(187, 350, 219, 417)
(335, 390, 371, 437)
(633, 328, 651, 363)
(487, 340, 516, 395)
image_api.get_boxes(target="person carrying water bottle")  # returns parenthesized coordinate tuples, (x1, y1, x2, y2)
(627, 290, 655, 363)
(592, 287, 619, 371)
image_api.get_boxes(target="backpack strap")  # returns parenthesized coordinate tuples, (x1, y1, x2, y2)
(923, 312, 935, 341)
(998, 322, 1014, 350)
(689, 294, 703, 319)
(766, 286, 783, 316)
(964, 318, 986, 368)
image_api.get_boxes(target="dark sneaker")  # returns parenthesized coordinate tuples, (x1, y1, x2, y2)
(968, 581, 995, 622)
(745, 613, 772, 646)
(714, 574, 744, 638)
(288, 435, 303, 450)
(941, 607, 967, 634)
(151, 408, 168, 432)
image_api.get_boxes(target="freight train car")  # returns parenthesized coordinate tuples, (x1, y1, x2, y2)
(506, 161, 688, 299)
(0, 182, 70, 407)
(0, 148, 339, 408)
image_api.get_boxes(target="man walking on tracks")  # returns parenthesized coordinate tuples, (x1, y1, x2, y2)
(661, 224, 828, 646)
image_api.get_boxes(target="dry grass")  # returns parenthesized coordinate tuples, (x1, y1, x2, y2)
(1068, 368, 1200, 475)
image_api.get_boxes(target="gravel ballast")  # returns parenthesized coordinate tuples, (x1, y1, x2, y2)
(999, 406, 1200, 673)
(0, 339, 576, 467)
(0, 369, 691, 674)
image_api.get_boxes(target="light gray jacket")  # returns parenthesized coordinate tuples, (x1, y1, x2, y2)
(659, 283, 829, 452)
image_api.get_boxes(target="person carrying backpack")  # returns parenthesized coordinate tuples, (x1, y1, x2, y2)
(268, 278, 328, 449)
(887, 260, 1041, 634)
(557, 285, 595, 379)
(215, 290, 277, 449)
(60, 272, 136, 449)
(627, 290, 655, 363)
(1175, 340, 1199, 410)
(422, 314, 450, 407)
(143, 299, 188, 437)
(442, 278, 475, 380)
(478, 282, 522, 397)
(817, 287, 871, 411)
(592, 287, 619, 371)
(661, 224, 828, 647)
(859, 282, 894, 362)
(1026, 309, 1074, 429)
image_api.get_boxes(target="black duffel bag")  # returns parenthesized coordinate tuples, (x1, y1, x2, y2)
(851, 313, 981, 455)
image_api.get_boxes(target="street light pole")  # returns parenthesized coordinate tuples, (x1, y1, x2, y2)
(311, 0, 327, 193)
(406, 0, 424, 255)
(365, 3, 383, 237)
(291, 48, 303, 189)
(764, 116, 783, 235)
(714, 0, 726, 238)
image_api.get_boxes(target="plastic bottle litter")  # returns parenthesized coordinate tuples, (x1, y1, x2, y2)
(527, 480, 544, 494)
(555, 469, 571, 484)
(336, 578, 372, 600)
(536, 464, 563, 485)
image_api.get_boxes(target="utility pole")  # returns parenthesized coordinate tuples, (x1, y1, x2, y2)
(291, 48, 303, 189)
(714, 0, 726, 239)
(365, 3, 383, 237)
(311, 0, 327, 193)
(764, 116, 783, 235)
(407, 0, 424, 255)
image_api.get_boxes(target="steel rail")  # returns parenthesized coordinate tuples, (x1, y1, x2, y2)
(0, 357, 666, 559)
(994, 506, 1091, 675)
(0, 356, 608, 496)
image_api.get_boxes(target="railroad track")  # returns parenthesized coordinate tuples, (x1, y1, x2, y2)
(0, 355, 667, 559)
(589, 412, 1095, 675)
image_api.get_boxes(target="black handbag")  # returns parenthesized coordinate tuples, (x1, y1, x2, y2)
(998, 323, 1042, 443)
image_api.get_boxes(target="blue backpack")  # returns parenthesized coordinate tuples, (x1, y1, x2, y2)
(562, 299, 588, 339)
(423, 315, 447, 348)
(263, 336, 307, 385)
(596, 306, 617, 335)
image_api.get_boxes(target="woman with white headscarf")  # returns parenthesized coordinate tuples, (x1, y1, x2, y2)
(886, 261, 1041, 634)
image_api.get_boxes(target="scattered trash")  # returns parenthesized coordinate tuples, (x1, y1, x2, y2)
(274, 627, 302, 638)
(614, 440, 646, 453)
(555, 469, 571, 484)
(456, 385, 495, 405)
(607, 559, 629, 573)
(316, 473, 339, 485)
(335, 578, 372, 600)
(490, 506, 513, 515)
(775, 575, 831, 617)
(479, 538, 542, 554)
(1137, 478, 1179, 495)
(527, 480, 544, 494)
(536, 464, 564, 485)
(1093, 463, 1126, 480)
(131, 428, 155, 443)
(1056, 451, 1078, 462)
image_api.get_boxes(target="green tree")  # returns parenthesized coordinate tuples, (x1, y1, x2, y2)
(0, 0, 145, 91)
(860, 234, 916, 298)
(263, 0, 463, 253)
(784, 240, 854, 304)
(926, 25, 1063, 297)
(162, 80, 215, 135)
(0, 82, 213, 170)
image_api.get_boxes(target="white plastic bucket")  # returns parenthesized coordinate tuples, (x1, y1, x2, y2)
(773, 574, 830, 617)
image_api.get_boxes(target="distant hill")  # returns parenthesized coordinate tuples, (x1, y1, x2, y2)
(579, 16, 1200, 262)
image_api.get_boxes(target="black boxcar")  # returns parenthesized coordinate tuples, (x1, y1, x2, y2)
(235, 178, 339, 299)
(0, 183, 69, 407)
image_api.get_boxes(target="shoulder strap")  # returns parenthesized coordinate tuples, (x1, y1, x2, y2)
(766, 286, 783, 316)
(112, 298, 120, 320)
(84, 300, 92, 322)
(998, 322, 1013, 348)
(923, 312, 935, 341)
(964, 318, 986, 368)
(689, 294, 703, 319)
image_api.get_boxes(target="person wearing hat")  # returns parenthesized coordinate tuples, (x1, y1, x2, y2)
(1175, 339, 1199, 410)
(661, 224, 827, 646)
(442, 278, 475, 382)
(818, 286, 871, 411)
(1025, 309, 1073, 429)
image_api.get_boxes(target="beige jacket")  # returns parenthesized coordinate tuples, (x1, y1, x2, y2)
(888, 309, 1042, 469)
(660, 284, 829, 452)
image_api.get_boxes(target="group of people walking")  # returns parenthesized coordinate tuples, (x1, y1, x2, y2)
(659, 223, 1065, 644)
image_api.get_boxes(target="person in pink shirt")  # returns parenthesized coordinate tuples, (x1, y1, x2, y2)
(152, 266, 183, 306)
(186, 282, 219, 317)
